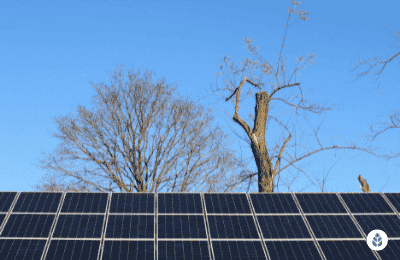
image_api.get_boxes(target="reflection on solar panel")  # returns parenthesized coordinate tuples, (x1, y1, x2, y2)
(0, 191, 399, 259)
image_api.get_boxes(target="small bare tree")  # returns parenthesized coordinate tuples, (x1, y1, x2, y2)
(33, 64, 241, 193)
(349, 23, 400, 162)
(210, 0, 382, 193)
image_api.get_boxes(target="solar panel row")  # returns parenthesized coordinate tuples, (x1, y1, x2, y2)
(0, 192, 399, 259)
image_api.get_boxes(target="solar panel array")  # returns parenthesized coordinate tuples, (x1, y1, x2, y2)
(0, 192, 399, 259)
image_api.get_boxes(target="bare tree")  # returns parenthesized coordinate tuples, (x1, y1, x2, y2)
(33, 64, 241, 193)
(349, 23, 400, 162)
(209, 0, 382, 193)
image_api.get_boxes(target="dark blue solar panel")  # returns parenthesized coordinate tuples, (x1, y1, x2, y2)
(109, 193, 154, 213)
(354, 215, 400, 238)
(158, 193, 203, 213)
(158, 215, 206, 239)
(52, 215, 104, 238)
(257, 215, 311, 239)
(102, 240, 154, 260)
(306, 215, 362, 238)
(13, 192, 61, 213)
(105, 215, 154, 239)
(46, 240, 99, 260)
(250, 193, 299, 213)
(295, 193, 347, 213)
(212, 241, 265, 260)
(377, 239, 400, 259)
(207, 215, 259, 239)
(318, 240, 377, 260)
(0, 192, 17, 212)
(204, 193, 251, 214)
(340, 193, 393, 213)
(61, 193, 108, 213)
(1, 214, 54, 238)
(158, 241, 210, 260)
(385, 193, 400, 212)
(0, 214, 5, 227)
(0, 239, 46, 260)
(265, 240, 322, 260)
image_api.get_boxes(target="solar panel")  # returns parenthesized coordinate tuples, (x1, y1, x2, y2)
(52, 215, 104, 238)
(0, 192, 17, 212)
(204, 193, 251, 214)
(158, 241, 210, 260)
(250, 193, 299, 213)
(1, 214, 54, 238)
(340, 193, 394, 213)
(264, 240, 322, 260)
(318, 240, 377, 260)
(157, 215, 207, 239)
(0, 191, 399, 259)
(212, 241, 266, 260)
(102, 240, 154, 260)
(46, 240, 100, 260)
(295, 193, 347, 213)
(257, 215, 311, 239)
(306, 215, 363, 238)
(109, 192, 154, 213)
(207, 215, 260, 239)
(0, 239, 46, 260)
(354, 215, 400, 238)
(105, 215, 154, 238)
(61, 192, 108, 213)
(385, 193, 400, 212)
(158, 193, 203, 214)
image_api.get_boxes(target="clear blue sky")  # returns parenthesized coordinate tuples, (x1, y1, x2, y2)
(1, 0, 399, 193)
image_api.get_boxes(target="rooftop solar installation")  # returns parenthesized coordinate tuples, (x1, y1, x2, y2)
(0, 192, 399, 259)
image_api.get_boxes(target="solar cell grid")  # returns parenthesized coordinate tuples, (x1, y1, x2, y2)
(318, 240, 377, 260)
(340, 193, 393, 213)
(52, 215, 104, 238)
(385, 193, 400, 212)
(306, 215, 362, 238)
(13, 192, 61, 213)
(0, 239, 46, 260)
(61, 193, 108, 213)
(207, 215, 259, 239)
(257, 215, 311, 239)
(105, 215, 154, 239)
(1, 214, 54, 238)
(250, 193, 299, 214)
(109, 193, 154, 213)
(157, 215, 207, 239)
(295, 193, 347, 214)
(158, 193, 203, 214)
(204, 193, 251, 214)
(102, 240, 154, 260)
(212, 241, 266, 260)
(354, 215, 400, 238)
(46, 240, 100, 260)
(0, 192, 17, 212)
(265, 240, 322, 260)
(158, 241, 210, 260)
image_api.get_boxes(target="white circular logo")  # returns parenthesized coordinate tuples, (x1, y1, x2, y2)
(367, 230, 388, 251)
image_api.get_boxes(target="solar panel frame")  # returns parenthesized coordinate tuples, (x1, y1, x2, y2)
(102, 240, 155, 260)
(105, 215, 155, 239)
(317, 240, 379, 260)
(158, 240, 211, 260)
(211, 240, 267, 260)
(256, 215, 312, 239)
(1, 214, 55, 238)
(0, 238, 47, 260)
(157, 215, 207, 239)
(264, 240, 323, 260)
(384, 193, 400, 212)
(45, 239, 100, 260)
(52, 214, 104, 239)
(12, 192, 62, 213)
